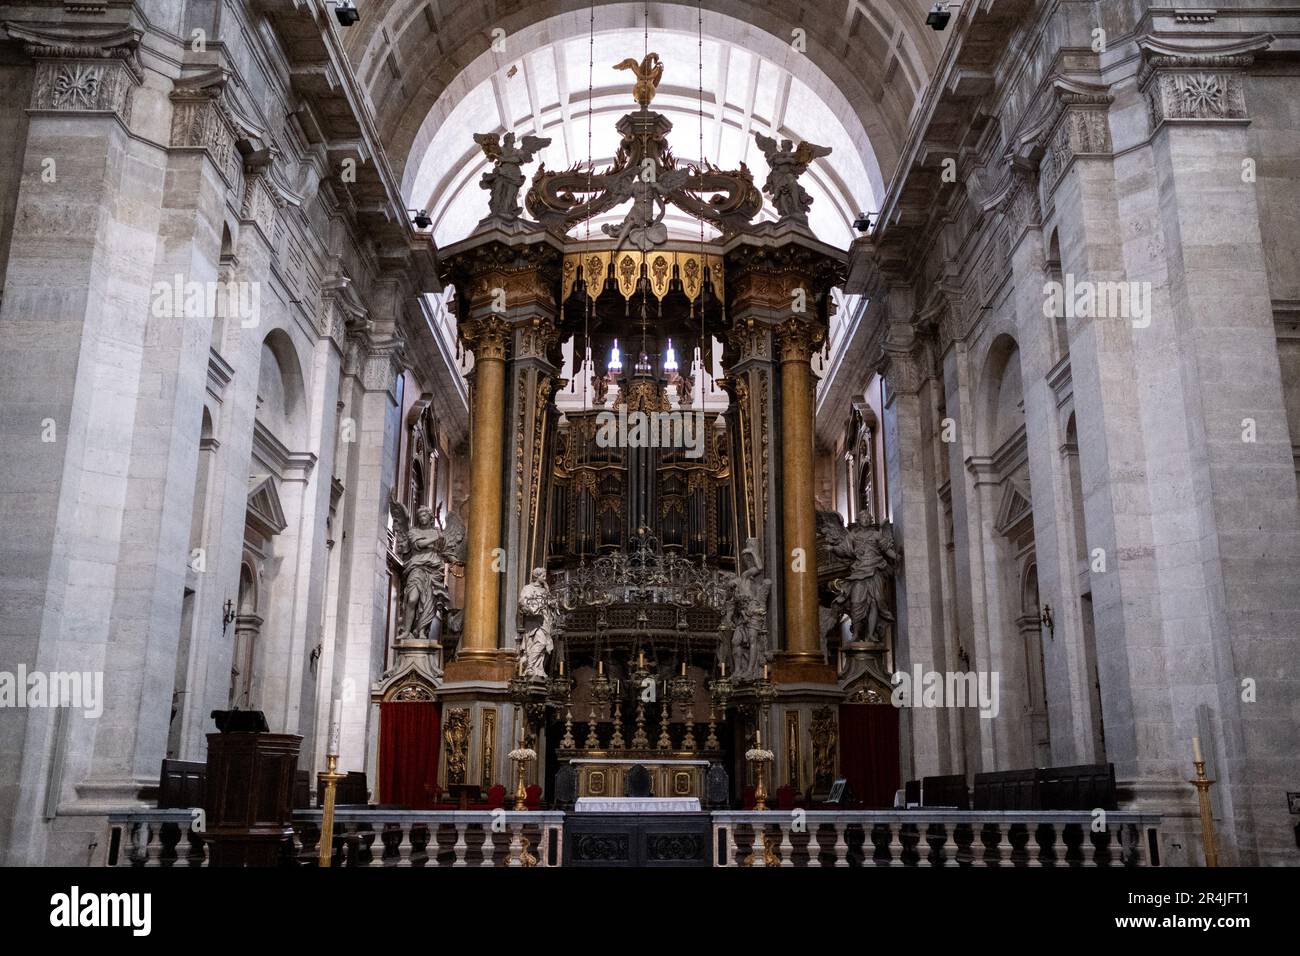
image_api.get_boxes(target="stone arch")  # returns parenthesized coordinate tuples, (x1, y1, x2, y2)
(345, 0, 948, 202)
(256, 328, 309, 450)
(976, 332, 1025, 457)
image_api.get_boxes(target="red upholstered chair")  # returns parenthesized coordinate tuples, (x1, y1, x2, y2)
(742, 786, 756, 810)
(486, 784, 506, 810)
(776, 785, 796, 811)
(525, 785, 542, 810)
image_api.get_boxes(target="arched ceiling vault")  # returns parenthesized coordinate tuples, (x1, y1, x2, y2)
(343, 0, 949, 213)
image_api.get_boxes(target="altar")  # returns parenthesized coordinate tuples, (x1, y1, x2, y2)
(569, 758, 711, 801)
(575, 797, 701, 812)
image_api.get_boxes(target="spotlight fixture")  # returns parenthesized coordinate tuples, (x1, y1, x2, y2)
(329, 1, 360, 27)
(926, 2, 952, 30)
(853, 211, 877, 233)
(409, 208, 432, 230)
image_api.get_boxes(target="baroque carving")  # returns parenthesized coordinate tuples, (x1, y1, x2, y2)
(810, 706, 837, 791)
(443, 709, 471, 786)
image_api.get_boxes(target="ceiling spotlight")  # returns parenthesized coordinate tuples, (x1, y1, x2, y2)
(853, 211, 877, 233)
(331, 1, 360, 27)
(926, 3, 952, 30)
(410, 209, 432, 230)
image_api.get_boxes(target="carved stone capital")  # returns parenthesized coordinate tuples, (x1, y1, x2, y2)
(361, 338, 407, 394)
(461, 316, 512, 363)
(1138, 36, 1273, 128)
(168, 72, 241, 182)
(7, 24, 144, 122)
(514, 317, 561, 362)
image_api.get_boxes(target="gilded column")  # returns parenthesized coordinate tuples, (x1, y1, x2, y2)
(776, 319, 823, 664)
(458, 317, 511, 667)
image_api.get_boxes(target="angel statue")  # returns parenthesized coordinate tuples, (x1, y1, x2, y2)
(817, 510, 899, 645)
(602, 165, 689, 252)
(753, 133, 832, 224)
(472, 131, 552, 221)
(389, 497, 467, 643)
(517, 568, 558, 680)
(614, 52, 664, 108)
(731, 538, 771, 681)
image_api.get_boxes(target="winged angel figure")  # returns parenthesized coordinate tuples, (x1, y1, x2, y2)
(602, 164, 691, 252)
(473, 131, 552, 220)
(817, 511, 899, 645)
(389, 497, 467, 642)
(753, 133, 832, 224)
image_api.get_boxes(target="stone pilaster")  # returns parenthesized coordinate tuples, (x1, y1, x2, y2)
(1135, 33, 1299, 865)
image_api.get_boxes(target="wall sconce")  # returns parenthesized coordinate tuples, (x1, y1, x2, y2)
(222, 599, 237, 634)
(1040, 604, 1055, 640)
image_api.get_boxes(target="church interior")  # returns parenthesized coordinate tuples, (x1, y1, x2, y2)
(0, 0, 1297, 875)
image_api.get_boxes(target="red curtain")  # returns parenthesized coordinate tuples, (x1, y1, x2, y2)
(838, 704, 900, 809)
(379, 701, 441, 809)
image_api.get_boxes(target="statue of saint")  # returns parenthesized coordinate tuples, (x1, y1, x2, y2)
(601, 165, 688, 252)
(472, 131, 551, 220)
(753, 133, 832, 224)
(389, 498, 466, 643)
(730, 538, 771, 680)
(820, 511, 898, 645)
(517, 568, 558, 680)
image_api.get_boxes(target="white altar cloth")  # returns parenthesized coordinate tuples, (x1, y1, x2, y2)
(574, 797, 702, 812)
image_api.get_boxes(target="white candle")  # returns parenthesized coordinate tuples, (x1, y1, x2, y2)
(1192, 736, 1203, 763)
(327, 698, 342, 757)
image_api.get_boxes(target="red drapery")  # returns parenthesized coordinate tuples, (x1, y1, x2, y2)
(379, 701, 441, 809)
(838, 704, 900, 809)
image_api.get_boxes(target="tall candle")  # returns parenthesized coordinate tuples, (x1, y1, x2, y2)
(598, 659, 604, 675)
(1192, 736, 1203, 763)
(559, 659, 565, 676)
(763, 662, 770, 680)
(720, 662, 726, 677)
(327, 698, 342, 757)
(638, 651, 645, 668)
(681, 661, 687, 676)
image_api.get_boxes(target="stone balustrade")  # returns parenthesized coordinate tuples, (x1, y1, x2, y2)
(105, 809, 565, 868)
(711, 810, 1163, 867)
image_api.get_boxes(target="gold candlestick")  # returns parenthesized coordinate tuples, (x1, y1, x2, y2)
(1190, 739, 1218, 867)
(515, 758, 529, 811)
(754, 760, 769, 811)
(317, 754, 345, 868)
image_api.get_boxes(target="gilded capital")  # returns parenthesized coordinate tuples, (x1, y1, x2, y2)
(461, 316, 512, 362)
(776, 319, 819, 365)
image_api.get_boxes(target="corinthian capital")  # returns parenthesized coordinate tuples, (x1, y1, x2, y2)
(461, 316, 512, 362)
(776, 319, 820, 365)
(4, 23, 142, 121)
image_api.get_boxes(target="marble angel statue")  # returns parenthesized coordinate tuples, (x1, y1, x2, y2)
(517, 568, 559, 679)
(473, 131, 551, 220)
(730, 537, 771, 680)
(817, 510, 898, 645)
(753, 133, 832, 223)
(389, 497, 467, 643)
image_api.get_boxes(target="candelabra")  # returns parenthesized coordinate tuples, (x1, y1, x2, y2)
(1191, 737, 1219, 867)
(706, 665, 732, 752)
(630, 656, 652, 749)
(746, 726, 774, 811)
(670, 662, 696, 752)
(656, 692, 673, 750)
